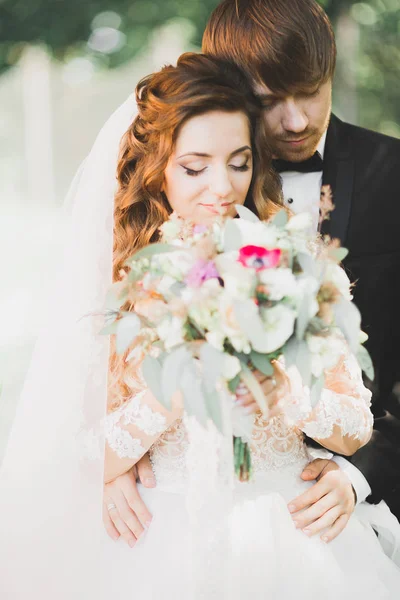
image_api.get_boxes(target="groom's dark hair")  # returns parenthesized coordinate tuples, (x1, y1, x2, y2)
(202, 0, 336, 94)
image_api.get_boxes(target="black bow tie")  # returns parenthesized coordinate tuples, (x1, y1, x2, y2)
(273, 152, 323, 174)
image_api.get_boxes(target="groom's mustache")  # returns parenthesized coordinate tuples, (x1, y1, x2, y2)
(277, 130, 318, 143)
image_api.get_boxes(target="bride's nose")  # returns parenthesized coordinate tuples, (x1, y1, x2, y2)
(208, 167, 233, 198)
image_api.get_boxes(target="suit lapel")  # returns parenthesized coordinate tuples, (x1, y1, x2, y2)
(321, 115, 354, 244)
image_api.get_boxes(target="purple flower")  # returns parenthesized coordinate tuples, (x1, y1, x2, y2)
(186, 259, 219, 287)
(193, 224, 209, 235)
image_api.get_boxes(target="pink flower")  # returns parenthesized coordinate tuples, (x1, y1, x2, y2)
(193, 224, 209, 235)
(185, 259, 220, 287)
(238, 245, 281, 271)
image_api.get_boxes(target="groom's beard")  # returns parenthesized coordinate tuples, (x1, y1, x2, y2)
(271, 115, 331, 163)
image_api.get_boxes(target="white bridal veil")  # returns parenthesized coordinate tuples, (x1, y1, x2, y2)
(0, 95, 137, 598)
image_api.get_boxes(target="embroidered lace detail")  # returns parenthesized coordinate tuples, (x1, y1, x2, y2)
(105, 390, 167, 459)
(150, 419, 189, 487)
(251, 414, 308, 473)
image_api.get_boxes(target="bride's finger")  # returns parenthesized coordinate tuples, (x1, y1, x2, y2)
(102, 501, 120, 541)
(106, 488, 144, 547)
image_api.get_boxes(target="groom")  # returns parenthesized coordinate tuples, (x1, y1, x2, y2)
(203, 0, 400, 534)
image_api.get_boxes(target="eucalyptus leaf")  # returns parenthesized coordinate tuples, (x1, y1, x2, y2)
(356, 344, 375, 381)
(161, 346, 191, 410)
(333, 299, 361, 353)
(310, 374, 325, 408)
(228, 373, 241, 393)
(223, 219, 242, 252)
(233, 300, 268, 353)
(249, 350, 274, 376)
(105, 282, 129, 310)
(284, 338, 312, 388)
(115, 313, 141, 354)
(100, 320, 119, 336)
(240, 362, 268, 415)
(142, 355, 167, 408)
(296, 291, 313, 340)
(329, 247, 349, 263)
(271, 209, 288, 229)
(180, 360, 208, 427)
(235, 204, 260, 222)
(199, 343, 225, 393)
(202, 385, 223, 432)
(297, 252, 317, 278)
(125, 243, 180, 265)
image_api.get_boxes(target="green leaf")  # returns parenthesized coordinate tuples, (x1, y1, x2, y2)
(328, 247, 349, 263)
(284, 338, 312, 388)
(249, 350, 274, 376)
(235, 204, 260, 222)
(228, 373, 241, 393)
(356, 344, 375, 381)
(333, 299, 361, 353)
(161, 346, 191, 410)
(296, 290, 313, 340)
(296, 252, 317, 278)
(180, 359, 208, 427)
(115, 313, 141, 354)
(271, 209, 288, 229)
(310, 374, 325, 408)
(233, 300, 267, 353)
(223, 219, 242, 252)
(142, 355, 167, 408)
(240, 362, 267, 414)
(125, 243, 180, 265)
(105, 282, 129, 310)
(199, 343, 225, 393)
(202, 386, 223, 432)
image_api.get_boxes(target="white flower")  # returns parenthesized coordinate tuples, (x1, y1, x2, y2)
(324, 263, 352, 301)
(235, 219, 279, 247)
(258, 268, 298, 301)
(156, 316, 185, 350)
(159, 219, 180, 242)
(155, 251, 193, 280)
(216, 252, 256, 300)
(307, 334, 344, 377)
(221, 355, 241, 380)
(258, 304, 296, 353)
(218, 292, 251, 353)
(206, 330, 226, 351)
(285, 212, 313, 232)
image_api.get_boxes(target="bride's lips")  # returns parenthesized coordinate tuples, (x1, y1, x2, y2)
(200, 202, 233, 214)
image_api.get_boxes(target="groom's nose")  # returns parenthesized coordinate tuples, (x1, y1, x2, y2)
(281, 98, 308, 133)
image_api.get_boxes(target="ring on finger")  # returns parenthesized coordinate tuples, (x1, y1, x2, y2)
(270, 377, 277, 388)
(107, 503, 117, 512)
(236, 384, 249, 397)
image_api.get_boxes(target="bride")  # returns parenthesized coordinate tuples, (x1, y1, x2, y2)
(0, 53, 399, 599)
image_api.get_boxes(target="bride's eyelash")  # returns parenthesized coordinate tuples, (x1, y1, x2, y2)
(231, 163, 250, 172)
(182, 163, 250, 177)
(183, 167, 206, 177)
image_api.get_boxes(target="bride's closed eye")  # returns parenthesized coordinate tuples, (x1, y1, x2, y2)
(182, 162, 251, 177)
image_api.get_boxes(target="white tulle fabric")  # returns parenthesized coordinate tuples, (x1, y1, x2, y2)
(0, 95, 137, 598)
(1, 93, 400, 600)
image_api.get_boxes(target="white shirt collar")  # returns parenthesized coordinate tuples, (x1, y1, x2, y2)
(317, 130, 327, 159)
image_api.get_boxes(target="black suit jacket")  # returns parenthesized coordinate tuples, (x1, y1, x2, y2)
(321, 114, 400, 519)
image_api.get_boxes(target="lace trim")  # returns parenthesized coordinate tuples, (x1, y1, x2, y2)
(105, 390, 167, 459)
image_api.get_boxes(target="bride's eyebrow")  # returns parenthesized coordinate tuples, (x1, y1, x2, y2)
(177, 146, 252, 160)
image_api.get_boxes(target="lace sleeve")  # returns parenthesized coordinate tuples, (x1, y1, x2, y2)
(285, 351, 373, 454)
(104, 388, 182, 482)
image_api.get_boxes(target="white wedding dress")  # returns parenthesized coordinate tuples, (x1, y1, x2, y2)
(101, 355, 400, 599)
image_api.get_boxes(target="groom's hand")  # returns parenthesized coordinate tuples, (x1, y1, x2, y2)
(288, 459, 356, 543)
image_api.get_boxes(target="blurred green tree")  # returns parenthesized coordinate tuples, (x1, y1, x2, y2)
(0, 0, 398, 136)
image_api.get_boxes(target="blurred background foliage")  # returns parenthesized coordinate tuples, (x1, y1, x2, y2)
(0, 0, 399, 136)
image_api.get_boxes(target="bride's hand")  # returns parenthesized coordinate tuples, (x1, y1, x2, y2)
(234, 362, 288, 416)
(103, 454, 155, 547)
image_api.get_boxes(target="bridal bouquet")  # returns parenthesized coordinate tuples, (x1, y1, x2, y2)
(103, 207, 373, 481)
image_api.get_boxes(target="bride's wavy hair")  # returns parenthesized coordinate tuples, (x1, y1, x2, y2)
(110, 52, 283, 407)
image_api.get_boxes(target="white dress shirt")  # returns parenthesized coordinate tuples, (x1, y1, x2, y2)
(279, 130, 372, 505)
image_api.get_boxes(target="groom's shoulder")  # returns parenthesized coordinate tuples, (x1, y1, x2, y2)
(333, 115, 400, 157)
